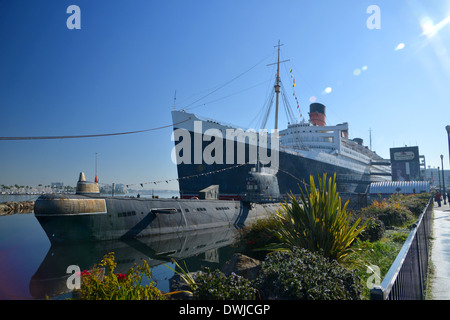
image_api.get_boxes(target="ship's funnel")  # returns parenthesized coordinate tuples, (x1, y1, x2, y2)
(309, 103, 326, 126)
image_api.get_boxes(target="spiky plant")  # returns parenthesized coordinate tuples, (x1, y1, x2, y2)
(269, 173, 368, 263)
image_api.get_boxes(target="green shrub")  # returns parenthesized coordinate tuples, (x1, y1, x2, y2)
(358, 217, 385, 242)
(390, 194, 430, 217)
(269, 173, 368, 263)
(192, 268, 257, 300)
(255, 247, 362, 300)
(362, 199, 413, 227)
(237, 216, 281, 260)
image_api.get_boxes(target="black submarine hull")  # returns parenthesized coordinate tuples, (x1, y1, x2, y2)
(34, 194, 281, 244)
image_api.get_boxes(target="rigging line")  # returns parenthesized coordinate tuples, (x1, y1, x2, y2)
(0, 118, 191, 141)
(261, 88, 275, 129)
(183, 53, 273, 110)
(280, 82, 296, 123)
(247, 62, 277, 129)
(186, 78, 272, 110)
(279, 47, 315, 93)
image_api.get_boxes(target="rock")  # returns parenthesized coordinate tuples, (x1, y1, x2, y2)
(0, 201, 35, 215)
(221, 253, 261, 281)
(0, 203, 10, 215)
(168, 271, 201, 300)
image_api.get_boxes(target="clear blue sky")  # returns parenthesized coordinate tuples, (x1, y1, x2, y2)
(1, 0, 450, 190)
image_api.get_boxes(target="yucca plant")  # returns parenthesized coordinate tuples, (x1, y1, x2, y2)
(269, 173, 368, 263)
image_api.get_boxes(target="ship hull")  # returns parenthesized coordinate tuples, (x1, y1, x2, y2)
(34, 194, 280, 244)
(175, 130, 376, 199)
(172, 110, 389, 199)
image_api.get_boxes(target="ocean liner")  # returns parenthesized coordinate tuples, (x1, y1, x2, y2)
(171, 43, 391, 200)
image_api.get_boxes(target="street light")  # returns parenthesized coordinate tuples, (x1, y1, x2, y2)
(441, 155, 447, 204)
(438, 166, 442, 195)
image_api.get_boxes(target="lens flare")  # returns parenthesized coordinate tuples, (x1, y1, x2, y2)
(395, 43, 405, 51)
(420, 17, 434, 36)
(420, 15, 450, 38)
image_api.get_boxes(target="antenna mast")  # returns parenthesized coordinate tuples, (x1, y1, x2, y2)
(172, 90, 177, 110)
(95, 152, 98, 183)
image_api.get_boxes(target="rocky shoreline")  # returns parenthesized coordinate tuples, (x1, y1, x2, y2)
(0, 201, 35, 216)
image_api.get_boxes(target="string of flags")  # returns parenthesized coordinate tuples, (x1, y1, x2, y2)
(289, 68, 302, 118)
(99, 162, 308, 189)
(124, 162, 250, 188)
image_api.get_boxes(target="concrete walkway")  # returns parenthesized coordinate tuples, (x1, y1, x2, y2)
(429, 204, 450, 299)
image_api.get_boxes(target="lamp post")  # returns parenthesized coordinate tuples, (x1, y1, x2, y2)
(441, 155, 447, 204)
(438, 166, 442, 194)
(447, 125, 450, 177)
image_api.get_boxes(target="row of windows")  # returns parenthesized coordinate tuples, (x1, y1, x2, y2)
(182, 207, 207, 213)
(118, 211, 137, 217)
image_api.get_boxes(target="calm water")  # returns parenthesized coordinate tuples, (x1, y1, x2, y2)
(0, 194, 40, 203)
(0, 195, 240, 300)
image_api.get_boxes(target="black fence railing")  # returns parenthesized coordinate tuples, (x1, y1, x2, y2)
(370, 197, 433, 300)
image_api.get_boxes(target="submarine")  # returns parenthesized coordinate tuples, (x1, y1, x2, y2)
(34, 171, 283, 244)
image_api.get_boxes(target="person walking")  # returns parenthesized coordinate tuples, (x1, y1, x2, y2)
(436, 191, 442, 207)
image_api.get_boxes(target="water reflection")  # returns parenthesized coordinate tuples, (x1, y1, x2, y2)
(29, 225, 240, 299)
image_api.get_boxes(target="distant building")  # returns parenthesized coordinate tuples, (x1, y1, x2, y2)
(51, 182, 64, 189)
(115, 184, 126, 194)
(389, 146, 426, 181)
(99, 183, 127, 195)
(426, 168, 450, 191)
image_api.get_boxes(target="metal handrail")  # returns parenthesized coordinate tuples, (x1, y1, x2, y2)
(370, 197, 433, 300)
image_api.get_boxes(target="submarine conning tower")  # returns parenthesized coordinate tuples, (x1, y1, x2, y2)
(76, 172, 100, 195)
(309, 102, 326, 126)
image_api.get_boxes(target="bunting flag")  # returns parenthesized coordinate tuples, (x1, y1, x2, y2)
(106, 164, 310, 191)
(289, 67, 301, 118)
(121, 162, 251, 189)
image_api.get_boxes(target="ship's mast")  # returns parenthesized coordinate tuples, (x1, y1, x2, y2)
(274, 41, 281, 131)
(267, 40, 289, 131)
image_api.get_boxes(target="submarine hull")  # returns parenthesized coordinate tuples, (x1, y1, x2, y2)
(34, 194, 280, 244)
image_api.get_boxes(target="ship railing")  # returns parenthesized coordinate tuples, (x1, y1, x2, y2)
(240, 193, 288, 203)
(370, 197, 433, 300)
(335, 174, 372, 183)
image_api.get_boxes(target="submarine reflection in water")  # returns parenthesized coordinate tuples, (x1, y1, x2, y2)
(29, 225, 239, 299)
